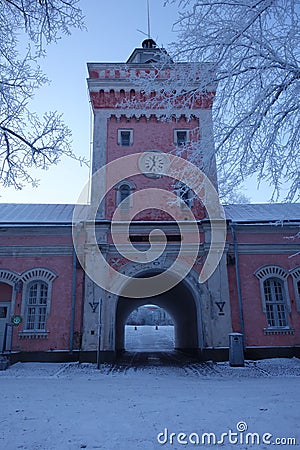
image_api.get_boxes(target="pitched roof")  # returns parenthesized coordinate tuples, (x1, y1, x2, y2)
(0, 203, 75, 224)
(224, 203, 300, 223)
(0, 202, 299, 225)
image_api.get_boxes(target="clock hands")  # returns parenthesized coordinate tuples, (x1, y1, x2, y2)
(149, 155, 157, 171)
(138, 151, 169, 178)
(146, 155, 159, 172)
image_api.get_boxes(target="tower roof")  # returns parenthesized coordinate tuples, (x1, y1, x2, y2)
(126, 39, 173, 64)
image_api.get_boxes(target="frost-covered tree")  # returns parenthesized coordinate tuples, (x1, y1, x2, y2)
(161, 0, 300, 202)
(218, 177, 251, 204)
(0, 0, 86, 189)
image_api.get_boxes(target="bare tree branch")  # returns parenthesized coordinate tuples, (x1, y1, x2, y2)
(0, 0, 87, 189)
(161, 0, 300, 201)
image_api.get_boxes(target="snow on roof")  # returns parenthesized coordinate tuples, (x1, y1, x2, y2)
(0, 203, 75, 224)
(0, 202, 299, 225)
(224, 203, 300, 223)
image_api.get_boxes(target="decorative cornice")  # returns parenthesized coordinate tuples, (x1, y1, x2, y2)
(93, 107, 203, 120)
(0, 246, 73, 257)
(228, 243, 300, 255)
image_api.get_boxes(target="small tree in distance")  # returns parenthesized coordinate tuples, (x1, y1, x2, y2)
(0, 0, 87, 189)
(160, 0, 300, 202)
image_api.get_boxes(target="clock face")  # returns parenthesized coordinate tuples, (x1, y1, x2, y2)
(138, 151, 169, 178)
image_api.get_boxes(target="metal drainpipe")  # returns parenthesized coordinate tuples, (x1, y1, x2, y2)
(69, 247, 77, 354)
(230, 222, 246, 349)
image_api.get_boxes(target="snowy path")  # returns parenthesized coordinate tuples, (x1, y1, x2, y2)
(125, 325, 174, 351)
(0, 358, 299, 450)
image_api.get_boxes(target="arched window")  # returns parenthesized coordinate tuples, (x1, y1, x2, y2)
(263, 278, 288, 328)
(290, 267, 300, 313)
(255, 265, 292, 333)
(25, 281, 48, 331)
(20, 268, 56, 335)
(120, 184, 130, 205)
(115, 181, 135, 210)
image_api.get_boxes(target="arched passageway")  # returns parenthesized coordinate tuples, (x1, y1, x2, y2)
(115, 272, 200, 355)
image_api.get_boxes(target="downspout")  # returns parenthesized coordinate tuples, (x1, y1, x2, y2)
(69, 246, 77, 354)
(230, 222, 246, 349)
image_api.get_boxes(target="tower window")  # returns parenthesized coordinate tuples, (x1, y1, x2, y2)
(115, 180, 136, 210)
(180, 186, 190, 205)
(175, 182, 193, 209)
(119, 185, 131, 207)
(118, 129, 133, 146)
(174, 130, 189, 146)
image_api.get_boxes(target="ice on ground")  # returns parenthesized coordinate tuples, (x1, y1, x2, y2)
(125, 325, 174, 351)
(1, 357, 300, 379)
(1, 326, 299, 450)
(0, 359, 299, 450)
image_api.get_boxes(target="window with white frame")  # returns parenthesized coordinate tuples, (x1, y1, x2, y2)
(263, 278, 288, 327)
(25, 281, 49, 331)
(20, 268, 56, 335)
(290, 267, 300, 313)
(254, 265, 292, 333)
(174, 129, 189, 146)
(118, 129, 133, 146)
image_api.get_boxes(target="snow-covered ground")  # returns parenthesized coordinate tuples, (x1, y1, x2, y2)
(0, 356, 299, 450)
(125, 325, 174, 351)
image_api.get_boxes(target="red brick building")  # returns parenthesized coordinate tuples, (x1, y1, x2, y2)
(0, 40, 299, 362)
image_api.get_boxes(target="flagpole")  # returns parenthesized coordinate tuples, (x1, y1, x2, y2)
(147, 0, 151, 38)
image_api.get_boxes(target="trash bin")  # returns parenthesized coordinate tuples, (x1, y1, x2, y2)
(229, 333, 244, 367)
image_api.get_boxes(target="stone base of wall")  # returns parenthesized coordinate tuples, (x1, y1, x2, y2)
(4, 351, 83, 364)
(201, 347, 229, 361)
(202, 346, 300, 361)
(245, 346, 300, 360)
(4, 346, 300, 365)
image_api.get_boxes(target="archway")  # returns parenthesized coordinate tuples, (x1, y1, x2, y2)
(115, 271, 201, 355)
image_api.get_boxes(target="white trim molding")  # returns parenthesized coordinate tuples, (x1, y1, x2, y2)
(0, 269, 20, 286)
(254, 265, 289, 282)
(20, 268, 57, 284)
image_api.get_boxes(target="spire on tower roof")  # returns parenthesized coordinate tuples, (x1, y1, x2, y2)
(126, 0, 173, 64)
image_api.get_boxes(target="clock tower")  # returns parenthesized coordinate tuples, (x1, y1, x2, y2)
(87, 38, 218, 221)
(80, 39, 232, 361)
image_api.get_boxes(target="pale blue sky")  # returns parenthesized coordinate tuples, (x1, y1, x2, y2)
(1, 0, 273, 204)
